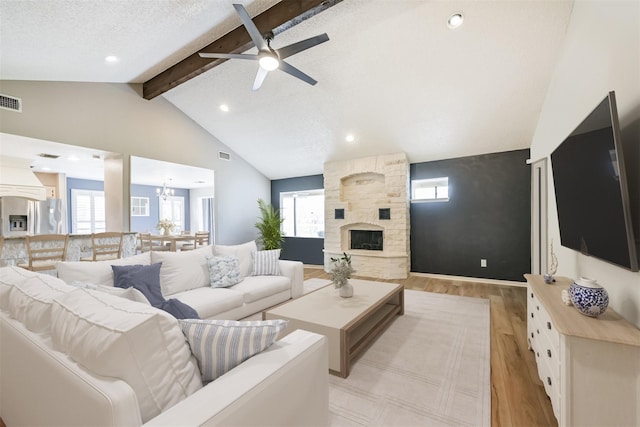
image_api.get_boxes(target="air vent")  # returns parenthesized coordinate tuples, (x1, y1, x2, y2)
(38, 153, 60, 159)
(218, 151, 231, 161)
(0, 94, 22, 112)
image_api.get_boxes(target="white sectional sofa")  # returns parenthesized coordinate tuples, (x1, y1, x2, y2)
(56, 240, 305, 320)
(0, 242, 329, 426)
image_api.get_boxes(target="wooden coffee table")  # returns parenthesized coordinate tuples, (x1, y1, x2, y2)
(263, 279, 404, 378)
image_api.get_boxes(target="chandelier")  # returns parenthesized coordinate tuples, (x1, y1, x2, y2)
(157, 179, 175, 200)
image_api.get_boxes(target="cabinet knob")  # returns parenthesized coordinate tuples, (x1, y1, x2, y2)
(536, 329, 540, 335)
(531, 312, 534, 318)
(536, 305, 539, 311)
(530, 292, 533, 298)
(547, 377, 552, 386)
(547, 322, 552, 330)
(531, 332, 534, 339)
(547, 349, 552, 358)
(536, 352, 540, 357)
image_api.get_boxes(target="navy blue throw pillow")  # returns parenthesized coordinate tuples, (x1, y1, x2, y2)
(111, 263, 200, 319)
(112, 263, 165, 306)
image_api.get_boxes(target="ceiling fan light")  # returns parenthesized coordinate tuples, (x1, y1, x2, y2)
(447, 13, 464, 29)
(259, 55, 279, 71)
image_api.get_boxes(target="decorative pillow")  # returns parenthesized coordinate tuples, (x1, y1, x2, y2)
(251, 249, 281, 276)
(50, 289, 202, 423)
(8, 274, 74, 333)
(112, 263, 199, 320)
(112, 263, 164, 306)
(206, 255, 242, 288)
(150, 246, 213, 297)
(0, 266, 39, 311)
(179, 319, 288, 383)
(212, 240, 257, 278)
(56, 251, 152, 287)
(70, 281, 150, 305)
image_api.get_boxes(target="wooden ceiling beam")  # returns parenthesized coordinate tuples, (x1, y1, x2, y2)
(143, 0, 342, 100)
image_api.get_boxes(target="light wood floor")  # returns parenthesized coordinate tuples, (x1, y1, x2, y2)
(304, 267, 558, 427)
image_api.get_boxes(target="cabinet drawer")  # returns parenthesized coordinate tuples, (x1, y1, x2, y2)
(528, 287, 560, 349)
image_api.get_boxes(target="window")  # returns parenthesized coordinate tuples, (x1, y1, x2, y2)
(411, 177, 449, 202)
(131, 197, 149, 216)
(71, 189, 105, 233)
(280, 190, 324, 238)
(159, 196, 185, 233)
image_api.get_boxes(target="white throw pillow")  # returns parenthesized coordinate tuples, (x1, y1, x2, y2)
(179, 318, 287, 383)
(0, 266, 39, 311)
(212, 240, 257, 278)
(50, 288, 202, 423)
(251, 249, 281, 276)
(151, 246, 213, 296)
(8, 274, 74, 333)
(56, 252, 152, 287)
(69, 281, 150, 305)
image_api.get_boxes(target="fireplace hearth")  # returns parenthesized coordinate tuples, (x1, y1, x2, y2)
(350, 230, 383, 251)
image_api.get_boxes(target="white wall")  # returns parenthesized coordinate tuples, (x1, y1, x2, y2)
(530, 1, 640, 327)
(0, 81, 269, 245)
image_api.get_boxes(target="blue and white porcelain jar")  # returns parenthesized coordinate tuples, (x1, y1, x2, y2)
(568, 277, 609, 318)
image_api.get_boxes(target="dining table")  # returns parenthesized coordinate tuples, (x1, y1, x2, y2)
(149, 234, 196, 251)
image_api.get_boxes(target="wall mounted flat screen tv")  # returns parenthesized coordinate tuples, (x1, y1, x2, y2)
(551, 91, 638, 271)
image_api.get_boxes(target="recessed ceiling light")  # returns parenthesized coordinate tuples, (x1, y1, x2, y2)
(68, 155, 79, 162)
(41, 166, 51, 171)
(219, 104, 229, 112)
(345, 134, 355, 142)
(447, 13, 464, 29)
(105, 55, 119, 63)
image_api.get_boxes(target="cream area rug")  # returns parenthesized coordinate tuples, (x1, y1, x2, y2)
(304, 279, 491, 427)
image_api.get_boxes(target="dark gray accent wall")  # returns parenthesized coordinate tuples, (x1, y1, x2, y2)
(410, 149, 531, 281)
(271, 175, 325, 264)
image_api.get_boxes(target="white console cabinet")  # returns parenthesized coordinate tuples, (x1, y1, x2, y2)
(525, 274, 640, 426)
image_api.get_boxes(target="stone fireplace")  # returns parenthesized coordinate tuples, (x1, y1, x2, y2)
(324, 153, 410, 279)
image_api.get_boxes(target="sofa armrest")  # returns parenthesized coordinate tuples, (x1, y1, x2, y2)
(0, 314, 142, 427)
(278, 259, 304, 299)
(145, 329, 328, 427)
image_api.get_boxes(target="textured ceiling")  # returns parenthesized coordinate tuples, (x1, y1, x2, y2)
(0, 0, 574, 180)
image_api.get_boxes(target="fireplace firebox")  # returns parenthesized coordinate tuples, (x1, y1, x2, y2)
(350, 230, 383, 251)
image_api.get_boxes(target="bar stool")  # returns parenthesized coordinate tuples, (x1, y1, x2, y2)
(17, 234, 69, 273)
(80, 232, 123, 261)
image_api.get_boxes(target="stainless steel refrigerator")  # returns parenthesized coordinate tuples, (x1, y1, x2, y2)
(28, 199, 67, 234)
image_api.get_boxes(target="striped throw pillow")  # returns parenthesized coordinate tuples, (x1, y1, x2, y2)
(179, 319, 288, 383)
(251, 249, 281, 276)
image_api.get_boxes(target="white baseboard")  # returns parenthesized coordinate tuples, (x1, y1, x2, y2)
(409, 272, 526, 288)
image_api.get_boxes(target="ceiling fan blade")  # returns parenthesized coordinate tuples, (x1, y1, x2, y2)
(279, 60, 318, 86)
(199, 52, 259, 60)
(276, 33, 330, 60)
(252, 67, 269, 91)
(233, 3, 269, 51)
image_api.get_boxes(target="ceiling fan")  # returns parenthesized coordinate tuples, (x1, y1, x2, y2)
(198, 3, 329, 91)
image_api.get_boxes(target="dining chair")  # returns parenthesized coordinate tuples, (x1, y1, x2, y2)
(80, 232, 123, 261)
(180, 231, 210, 251)
(138, 232, 170, 252)
(17, 234, 69, 272)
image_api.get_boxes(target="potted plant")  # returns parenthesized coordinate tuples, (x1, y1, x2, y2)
(254, 199, 285, 250)
(330, 252, 355, 298)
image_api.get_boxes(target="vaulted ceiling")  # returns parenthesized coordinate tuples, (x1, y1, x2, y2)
(0, 0, 574, 180)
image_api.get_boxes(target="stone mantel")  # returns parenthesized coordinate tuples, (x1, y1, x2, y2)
(324, 152, 410, 279)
